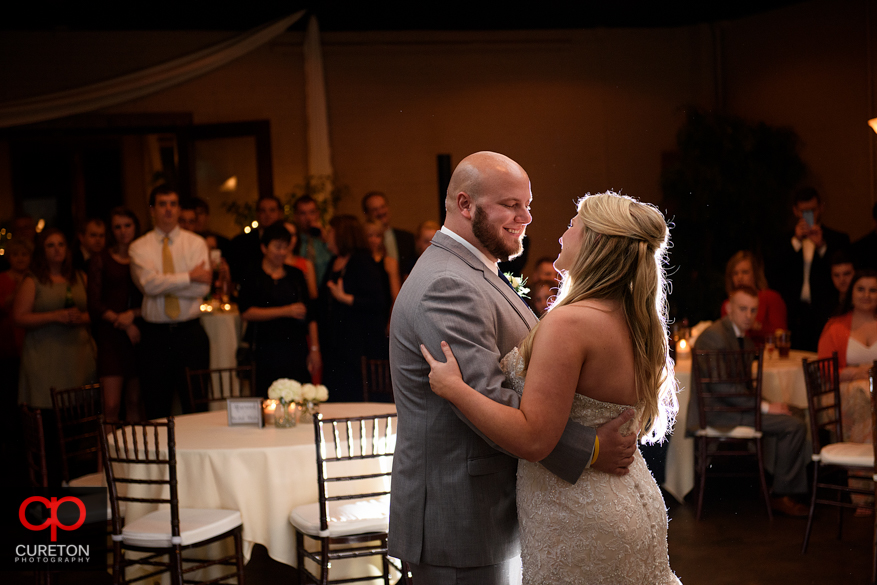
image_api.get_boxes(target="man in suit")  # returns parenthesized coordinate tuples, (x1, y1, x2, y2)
(362, 191, 417, 277)
(768, 187, 850, 351)
(388, 151, 638, 584)
(228, 195, 284, 282)
(72, 217, 105, 273)
(687, 285, 810, 516)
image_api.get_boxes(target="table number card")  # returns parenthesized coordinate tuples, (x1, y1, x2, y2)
(227, 398, 264, 427)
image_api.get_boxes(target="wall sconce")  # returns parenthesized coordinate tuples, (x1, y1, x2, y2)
(869, 118, 877, 134)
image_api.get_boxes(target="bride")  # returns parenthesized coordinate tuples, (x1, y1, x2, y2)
(421, 192, 681, 584)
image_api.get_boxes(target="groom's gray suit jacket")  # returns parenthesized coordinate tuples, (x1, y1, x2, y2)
(388, 231, 594, 567)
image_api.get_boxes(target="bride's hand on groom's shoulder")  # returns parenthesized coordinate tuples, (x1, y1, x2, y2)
(420, 341, 464, 399)
(592, 409, 638, 476)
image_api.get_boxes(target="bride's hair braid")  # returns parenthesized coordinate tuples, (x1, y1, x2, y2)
(518, 192, 678, 442)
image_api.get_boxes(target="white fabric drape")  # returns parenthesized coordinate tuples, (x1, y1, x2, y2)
(0, 10, 304, 129)
(303, 15, 335, 214)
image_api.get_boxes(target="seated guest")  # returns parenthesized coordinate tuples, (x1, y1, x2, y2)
(526, 279, 554, 318)
(851, 202, 877, 271)
(530, 256, 559, 284)
(365, 219, 401, 303)
(282, 221, 318, 299)
(688, 286, 810, 516)
(829, 250, 855, 316)
(319, 215, 390, 401)
(238, 223, 320, 396)
(818, 269, 876, 512)
(720, 251, 787, 345)
(414, 219, 440, 257)
(88, 207, 144, 421)
(73, 217, 106, 273)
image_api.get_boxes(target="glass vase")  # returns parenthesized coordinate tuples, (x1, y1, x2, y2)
(297, 401, 318, 425)
(274, 399, 296, 428)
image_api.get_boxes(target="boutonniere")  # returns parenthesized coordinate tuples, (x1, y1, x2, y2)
(504, 272, 530, 299)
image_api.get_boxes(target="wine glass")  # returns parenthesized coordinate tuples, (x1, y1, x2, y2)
(764, 334, 776, 360)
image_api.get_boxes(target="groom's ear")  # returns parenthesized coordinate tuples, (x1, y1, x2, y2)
(457, 191, 474, 220)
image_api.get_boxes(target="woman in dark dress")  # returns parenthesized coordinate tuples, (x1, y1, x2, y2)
(238, 223, 321, 397)
(87, 207, 144, 421)
(320, 215, 390, 402)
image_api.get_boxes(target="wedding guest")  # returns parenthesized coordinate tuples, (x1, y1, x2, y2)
(415, 220, 440, 257)
(0, 239, 31, 456)
(829, 250, 855, 315)
(319, 215, 390, 401)
(283, 221, 318, 299)
(239, 223, 321, 396)
(129, 185, 211, 419)
(14, 228, 97, 409)
(720, 251, 787, 345)
(526, 279, 554, 317)
(293, 195, 332, 284)
(531, 256, 559, 284)
(88, 207, 144, 421)
(851, 202, 877, 271)
(361, 191, 417, 277)
(229, 196, 285, 282)
(817, 269, 877, 512)
(365, 219, 401, 303)
(0, 215, 36, 273)
(73, 218, 106, 273)
(178, 200, 199, 232)
(204, 234, 233, 301)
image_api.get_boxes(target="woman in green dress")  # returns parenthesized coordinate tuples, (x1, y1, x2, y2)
(14, 228, 97, 409)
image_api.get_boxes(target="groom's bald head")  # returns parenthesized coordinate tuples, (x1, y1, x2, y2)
(445, 152, 528, 213)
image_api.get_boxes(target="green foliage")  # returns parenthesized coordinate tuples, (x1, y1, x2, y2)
(661, 107, 807, 322)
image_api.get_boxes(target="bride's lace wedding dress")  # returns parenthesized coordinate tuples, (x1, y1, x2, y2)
(501, 348, 681, 585)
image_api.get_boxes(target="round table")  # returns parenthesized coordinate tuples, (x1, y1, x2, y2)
(663, 350, 817, 502)
(116, 402, 396, 573)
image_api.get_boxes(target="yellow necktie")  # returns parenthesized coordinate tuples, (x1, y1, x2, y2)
(162, 236, 181, 319)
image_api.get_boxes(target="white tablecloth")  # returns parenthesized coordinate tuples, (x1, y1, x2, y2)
(114, 402, 397, 575)
(663, 350, 817, 502)
(200, 308, 243, 405)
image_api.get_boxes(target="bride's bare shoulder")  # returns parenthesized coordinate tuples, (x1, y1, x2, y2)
(538, 299, 622, 334)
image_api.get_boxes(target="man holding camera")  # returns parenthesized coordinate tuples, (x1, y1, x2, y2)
(768, 187, 849, 351)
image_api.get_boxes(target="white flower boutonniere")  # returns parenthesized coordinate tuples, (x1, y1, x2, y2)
(504, 272, 530, 299)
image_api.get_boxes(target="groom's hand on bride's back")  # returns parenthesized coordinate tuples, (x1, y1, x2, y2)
(592, 409, 638, 476)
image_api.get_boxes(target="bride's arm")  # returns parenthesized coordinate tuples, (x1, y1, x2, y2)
(422, 309, 584, 462)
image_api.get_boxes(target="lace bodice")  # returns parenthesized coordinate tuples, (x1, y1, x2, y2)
(500, 347, 680, 585)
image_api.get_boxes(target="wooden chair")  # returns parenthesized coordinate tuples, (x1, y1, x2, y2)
(99, 417, 245, 585)
(361, 357, 393, 402)
(185, 365, 255, 410)
(692, 348, 772, 521)
(21, 405, 48, 489)
(51, 383, 103, 487)
(290, 413, 410, 585)
(801, 353, 874, 554)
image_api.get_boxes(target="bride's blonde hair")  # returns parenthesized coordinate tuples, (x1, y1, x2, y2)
(519, 192, 678, 442)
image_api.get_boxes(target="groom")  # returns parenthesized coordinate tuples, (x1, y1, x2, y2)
(388, 151, 638, 584)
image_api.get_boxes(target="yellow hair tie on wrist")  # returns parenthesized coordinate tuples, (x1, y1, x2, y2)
(591, 436, 600, 466)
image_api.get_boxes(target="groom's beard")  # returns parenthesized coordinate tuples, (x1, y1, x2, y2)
(472, 204, 525, 262)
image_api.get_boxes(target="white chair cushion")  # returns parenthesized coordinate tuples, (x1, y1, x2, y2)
(819, 442, 874, 468)
(290, 496, 390, 538)
(695, 426, 762, 439)
(122, 508, 241, 548)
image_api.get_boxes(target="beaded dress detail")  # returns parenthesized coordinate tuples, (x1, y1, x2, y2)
(500, 348, 681, 585)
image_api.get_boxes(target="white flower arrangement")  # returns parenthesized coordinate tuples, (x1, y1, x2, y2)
(267, 378, 303, 404)
(301, 383, 330, 404)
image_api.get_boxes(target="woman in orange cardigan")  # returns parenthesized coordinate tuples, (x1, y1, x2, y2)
(818, 269, 877, 514)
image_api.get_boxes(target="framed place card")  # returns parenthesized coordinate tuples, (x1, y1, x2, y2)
(227, 398, 264, 428)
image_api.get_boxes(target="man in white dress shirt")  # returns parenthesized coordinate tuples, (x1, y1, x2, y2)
(129, 184, 213, 419)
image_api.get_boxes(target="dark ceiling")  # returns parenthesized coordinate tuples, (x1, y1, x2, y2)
(3, 0, 809, 32)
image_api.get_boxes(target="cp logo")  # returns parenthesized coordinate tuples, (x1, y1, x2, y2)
(19, 496, 86, 542)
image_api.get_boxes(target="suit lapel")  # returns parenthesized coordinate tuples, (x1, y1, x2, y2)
(431, 232, 538, 330)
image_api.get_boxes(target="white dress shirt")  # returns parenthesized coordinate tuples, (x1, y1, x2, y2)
(129, 225, 211, 323)
(440, 226, 498, 273)
(790, 236, 827, 303)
